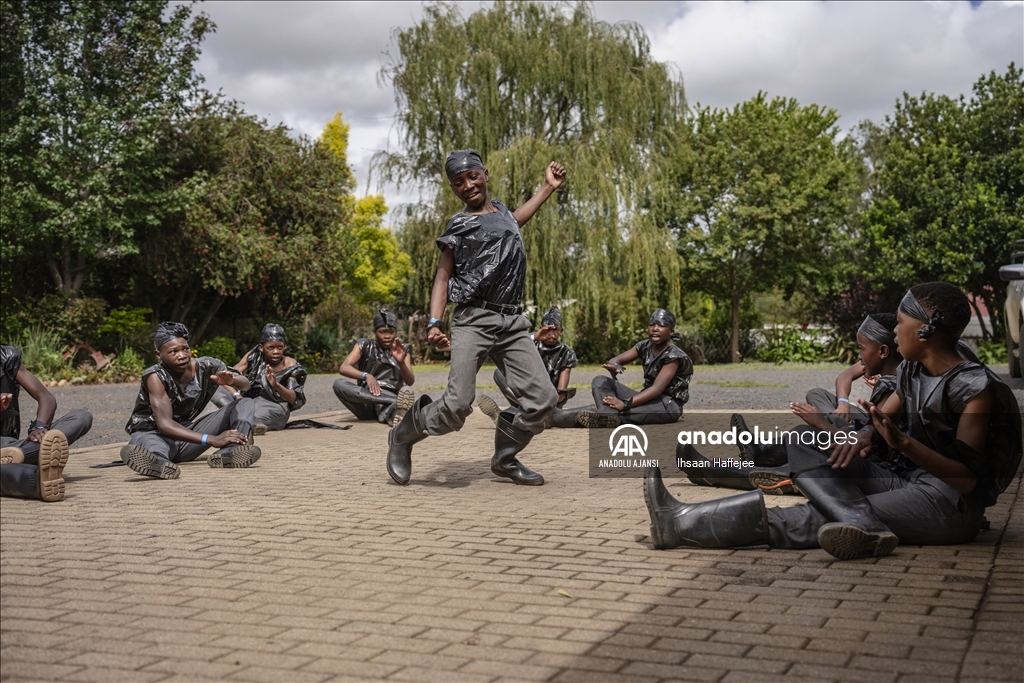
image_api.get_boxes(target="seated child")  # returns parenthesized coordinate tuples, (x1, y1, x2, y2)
(212, 323, 307, 434)
(644, 282, 1022, 561)
(0, 343, 92, 465)
(680, 313, 904, 493)
(480, 305, 615, 428)
(333, 309, 415, 426)
(0, 391, 71, 502)
(121, 322, 261, 480)
(592, 308, 692, 425)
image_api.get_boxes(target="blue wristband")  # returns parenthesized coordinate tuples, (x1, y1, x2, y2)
(361, 372, 367, 382)
(201, 433, 208, 446)
(837, 397, 850, 404)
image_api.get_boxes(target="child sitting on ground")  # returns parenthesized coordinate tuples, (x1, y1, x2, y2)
(212, 323, 307, 434)
(644, 282, 1022, 561)
(333, 309, 415, 426)
(591, 308, 692, 425)
(121, 322, 261, 480)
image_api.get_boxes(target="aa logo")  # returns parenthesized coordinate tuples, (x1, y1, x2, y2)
(608, 424, 648, 458)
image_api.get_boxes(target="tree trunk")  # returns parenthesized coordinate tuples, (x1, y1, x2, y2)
(730, 289, 741, 364)
(192, 294, 226, 344)
(967, 296, 989, 342)
(46, 255, 64, 291)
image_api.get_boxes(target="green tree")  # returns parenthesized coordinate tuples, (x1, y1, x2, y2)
(133, 97, 353, 342)
(658, 94, 862, 362)
(378, 0, 684, 332)
(862, 64, 1024, 340)
(0, 0, 211, 295)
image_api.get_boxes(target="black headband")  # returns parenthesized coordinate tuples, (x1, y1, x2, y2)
(445, 149, 484, 180)
(373, 309, 398, 330)
(541, 305, 562, 327)
(261, 323, 286, 343)
(155, 321, 189, 350)
(857, 315, 895, 347)
(649, 308, 676, 329)
(899, 290, 947, 340)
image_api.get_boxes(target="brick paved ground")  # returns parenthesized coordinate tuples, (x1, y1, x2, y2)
(2, 383, 1022, 682)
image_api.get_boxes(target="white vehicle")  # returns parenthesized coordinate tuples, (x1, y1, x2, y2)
(999, 239, 1024, 377)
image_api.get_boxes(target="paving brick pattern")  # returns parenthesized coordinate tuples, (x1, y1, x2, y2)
(2, 410, 1021, 682)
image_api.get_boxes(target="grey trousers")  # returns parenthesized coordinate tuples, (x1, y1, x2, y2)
(212, 388, 290, 431)
(805, 387, 868, 428)
(1, 463, 41, 499)
(591, 376, 681, 425)
(0, 409, 93, 465)
(126, 398, 256, 463)
(423, 305, 557, 436)
(333, 378, 398, 424)
(766, 425, 984, 548)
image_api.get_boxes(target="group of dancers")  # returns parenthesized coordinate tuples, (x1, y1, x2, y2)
(2, 150, 1020, 563)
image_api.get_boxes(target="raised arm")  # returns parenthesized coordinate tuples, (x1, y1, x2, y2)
(512, 162, 565, 227)
(833, 361, 865, 419)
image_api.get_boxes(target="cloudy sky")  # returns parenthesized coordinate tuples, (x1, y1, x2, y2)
(193, 0, 1023, 203)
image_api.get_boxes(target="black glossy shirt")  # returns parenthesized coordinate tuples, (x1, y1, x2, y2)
(125, 357, 226, 434)
(436, 200, 526, 306)
(635, 340, 693, 405)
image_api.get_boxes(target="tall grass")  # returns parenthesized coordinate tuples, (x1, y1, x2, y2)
(15, 327, 71, 380)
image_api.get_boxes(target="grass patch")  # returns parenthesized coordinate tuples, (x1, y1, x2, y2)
(695, 380, 790, 389)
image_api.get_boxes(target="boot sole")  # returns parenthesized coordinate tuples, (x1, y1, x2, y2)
(121, 444, 180, 480)
(477, 396, 501, 425)
(749, 470, 798, 495)
(209, 445, 261, 468)
(1, 446, 25, 464)
(38, 430, 70, 502)
(576, 411, 621, 428)
(818, 523, 898, 560)
(392, 388, 416, 427)
(253, 424, 268, 436)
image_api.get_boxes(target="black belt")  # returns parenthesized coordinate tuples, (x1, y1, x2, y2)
(468, 299, 523, 315)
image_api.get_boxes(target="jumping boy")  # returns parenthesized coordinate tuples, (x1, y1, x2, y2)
(591, 309, 693, 425)
(333, 309, 415, 426)
(0, 392, 71, 502)
(0, 343, 93, 465)
(386, 150, 563, 486)
(212, 323, 307, 434)
(121, 322, 261, 480)
(479, 305, 614, 428)
(644, 282, 1021, 561)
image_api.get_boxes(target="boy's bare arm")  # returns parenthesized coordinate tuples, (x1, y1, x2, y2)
(512, 163, 565, 227)
(147, 374, 246, 448)
(393, 339, 415, 386)
(15, 364, 56, 441)
(834, 362, 865, 418)
(427, 248, 454, 349)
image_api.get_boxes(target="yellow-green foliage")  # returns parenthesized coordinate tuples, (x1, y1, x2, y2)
(346, 195, 413, 304)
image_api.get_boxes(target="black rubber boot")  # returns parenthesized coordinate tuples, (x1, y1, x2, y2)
(794, 465, 898, 560)
(387, 394, 431, 485)
(0, 463, 41, 499)
(732, 413, 788, 467)
(120, 444, 180, 480)
(748, 466, 799, 495)
(643, 466, 769, 550)
(209, 444, 262, 469)
(491, 411, 544, 485)
(675, 444, 756, 491)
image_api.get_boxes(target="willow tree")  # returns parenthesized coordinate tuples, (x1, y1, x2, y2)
(376, 0, 685, 339)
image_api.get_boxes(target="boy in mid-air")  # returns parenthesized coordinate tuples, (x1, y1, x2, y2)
(386, 150, 564, 487)
(592, 309, 692, 425)
(333, 309, 415, 426)
(644, 282, 1021, 561)
(121, 322, 261, 480)
(213, 323, 307, 434)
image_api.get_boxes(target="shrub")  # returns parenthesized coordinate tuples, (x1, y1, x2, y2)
(15, 327, 72, 380)
(756, 325, 828, 364)
(106, 348, 147, 382)
(99, 306, 153, 353)
(976, 340, 1008, 365)
(196, 337, 238, 365)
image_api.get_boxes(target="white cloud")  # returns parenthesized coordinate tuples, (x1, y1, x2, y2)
(192, 0, 1024, 208)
